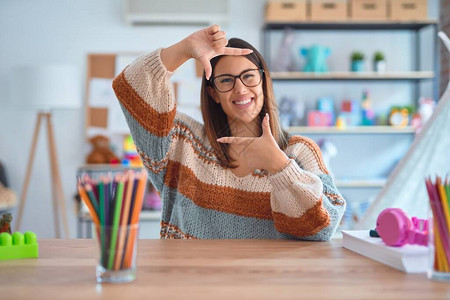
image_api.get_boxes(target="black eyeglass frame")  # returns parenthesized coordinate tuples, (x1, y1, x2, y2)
(209, 68, 264, 93)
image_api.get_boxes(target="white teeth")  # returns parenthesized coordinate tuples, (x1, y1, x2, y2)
(234, 99, 251, 105)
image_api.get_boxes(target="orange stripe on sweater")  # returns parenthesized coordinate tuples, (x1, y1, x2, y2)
(163, 160, 272, 219)
(112, 71, 176, 137)
(272, 198, 330, 237)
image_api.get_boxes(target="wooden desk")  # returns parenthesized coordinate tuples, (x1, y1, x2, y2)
(1, 239, 449, 300)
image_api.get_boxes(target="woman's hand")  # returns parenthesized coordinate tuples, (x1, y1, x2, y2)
(217, 114, 290, 174)
(184, 25, 253, 79)
(185, 25, 251, 79)
(162, 25, 252, 79)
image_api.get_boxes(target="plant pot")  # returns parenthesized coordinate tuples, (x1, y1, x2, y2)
(374, 60, 386, 73)
(351, 60, 364, 72)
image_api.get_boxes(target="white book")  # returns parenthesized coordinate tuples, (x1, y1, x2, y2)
(341, 230, 429, 273)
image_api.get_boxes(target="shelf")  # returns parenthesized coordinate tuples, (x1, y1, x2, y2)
(335, 179, 386, 188)
(287, 126, 416, 134)
(78, 164, 144, 172)
(270, 71, 434, 81)
(264, 20, 439, 30)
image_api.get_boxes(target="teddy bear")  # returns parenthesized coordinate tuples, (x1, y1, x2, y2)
(86, 135, 119, 164)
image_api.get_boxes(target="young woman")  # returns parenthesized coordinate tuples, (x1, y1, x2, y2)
(113, 25, 345, 240)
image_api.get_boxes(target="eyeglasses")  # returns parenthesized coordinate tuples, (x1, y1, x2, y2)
(210, 69, 263, 93)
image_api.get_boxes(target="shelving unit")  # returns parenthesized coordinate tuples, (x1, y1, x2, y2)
(271, 71, 434, 81)
(263, 20, 440, 101)
(262, 20, 439, 229)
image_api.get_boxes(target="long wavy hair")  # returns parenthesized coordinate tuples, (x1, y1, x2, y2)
(200, 38, 289, 168)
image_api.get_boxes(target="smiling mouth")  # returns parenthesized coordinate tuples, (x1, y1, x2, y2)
(232, 98, 253, 107)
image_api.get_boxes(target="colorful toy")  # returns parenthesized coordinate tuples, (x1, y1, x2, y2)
(412, 97, 435, 132)
(340, 99, 360, 126)
(361, 90, 375, 126)
(335, 116, 346, 129)
(0, 231, 39, 260)
(123, 135, 143, 167)
(317, 97, 335, 126)
(307, 111, 329, 127)
(388, 107, 410, 127)
(0, 213, 12, 234)
(300, 45, 331, 73)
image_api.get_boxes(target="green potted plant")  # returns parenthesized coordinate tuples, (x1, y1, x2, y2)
(350, 51, 365, 72)
(373, 51, 386, 73)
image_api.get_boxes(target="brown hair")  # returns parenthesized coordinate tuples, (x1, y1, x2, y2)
(200, 38, 289, 168)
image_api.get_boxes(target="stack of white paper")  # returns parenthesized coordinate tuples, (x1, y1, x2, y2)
(342, 230, 429, 273)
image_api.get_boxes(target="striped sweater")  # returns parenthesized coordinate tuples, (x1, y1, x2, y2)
(113, 49, 346, 240)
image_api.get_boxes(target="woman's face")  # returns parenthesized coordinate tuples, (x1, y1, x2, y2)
(209, 56, 264, 127)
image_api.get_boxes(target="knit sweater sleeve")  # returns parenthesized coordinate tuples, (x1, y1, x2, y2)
(268, 136, 346, 241)
(112, 49, 175, 191)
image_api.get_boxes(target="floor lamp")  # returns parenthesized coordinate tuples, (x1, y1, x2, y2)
(10, 65, 81, 238)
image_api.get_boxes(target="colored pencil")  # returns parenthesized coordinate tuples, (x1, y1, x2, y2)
(98, 178, 106, 266)
(84, 183, 99, 213)
(108, 174, 125, 269)
(115, 171, 134, 270)
(124, 171, 147, 268)
(77, 183, 100, 225)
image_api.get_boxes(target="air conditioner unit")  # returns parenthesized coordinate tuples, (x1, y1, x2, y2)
(123, 0, 231, 26)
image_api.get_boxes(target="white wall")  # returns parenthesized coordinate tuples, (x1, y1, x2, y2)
(0, 0, 439, 238)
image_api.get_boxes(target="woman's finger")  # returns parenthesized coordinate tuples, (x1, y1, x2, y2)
(208, 24, 221, 35)
(212, 38, 228, 48)
(199, 56, 213, 80)
(217, 137, 255, 144)
(222, 47, 253, 56)
(262, 113, 272, 136)
(212, 31, 226, 41)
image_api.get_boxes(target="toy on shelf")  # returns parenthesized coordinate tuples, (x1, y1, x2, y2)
(272, 28, 298, 72)
(317, 97, 335, 126)
(300, 45, 331, 73)
(361, 90, 376, 126)
(339, 99, 361, 126)
(412, 97, 435, 132)
(86, 135, 120, 164)
(388, 106, 411, 127)
(278, 96, 305, 127)
(307, 111, 329, 127)
(0, 213, 12, 234)
(0, 231, 38, 260)
(335, 116, 347, 129)
(123, 135, 143, 167)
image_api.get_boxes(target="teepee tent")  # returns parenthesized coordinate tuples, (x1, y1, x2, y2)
(356, 32, 450, 229)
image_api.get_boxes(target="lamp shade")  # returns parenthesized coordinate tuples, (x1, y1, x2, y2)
(10, 65, 81, 110)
